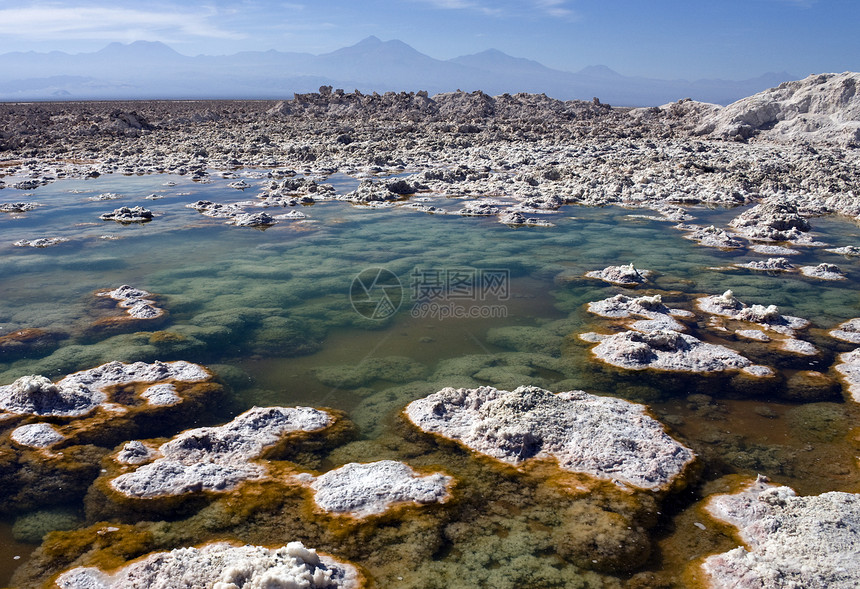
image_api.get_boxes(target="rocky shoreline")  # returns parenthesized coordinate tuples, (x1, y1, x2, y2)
(1, 74, 859, 234)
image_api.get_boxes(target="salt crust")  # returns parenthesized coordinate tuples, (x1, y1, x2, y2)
(696, 290, 810, 334)
(55, 541, 361, 589)
(0, 361, 210, 417)
(585, 263, 651, 286)
(586, 329, 755, 373)
(702, 475, 860, 589)
(96, 284, 165, 320)
(309, 460, 453, 517)
(405, 385, 695, 491)
(587, 294, 692, 332)
(830, 318, 860, 344)
(799, 263, 846, 280)
(10, 422, 64, 448)
(834, 348, 860, 403)
(110, 406, 332, 498)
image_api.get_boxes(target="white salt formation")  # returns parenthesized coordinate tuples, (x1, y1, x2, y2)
(677, 224, 744, 249)
(800, 263, 846, 280)
(702, 475, 860, 589)
(587, 294, 693, 332)
(698, 72, 860, 146)
(830, 318, 860, 344)
(99, 205, 153, 222)
(228, 211, 277, 227)
(309, 460, 453, 517)
(585, 263, 651, 286)
(405, 385, 695, 490)
(96, 284, 165, 320)
(696, 291, 809, 334)
(12, 237, 68, 248)
(834, 348, 860, 402)
(110, 406, 332, 498)
(55, 541, 362, 589)
(0, 361, 210, 417)
(727, 198, 812, 243)
(586, 329, 759, 373)
(0, 202, 39, 212)
(10, 423, 65, 448)
(735, 257, 796, 272)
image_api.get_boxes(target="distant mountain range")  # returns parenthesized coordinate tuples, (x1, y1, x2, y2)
(0, 37, 797, 106)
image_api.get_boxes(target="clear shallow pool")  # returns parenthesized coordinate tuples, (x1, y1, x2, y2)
(1, 171, 859, 587)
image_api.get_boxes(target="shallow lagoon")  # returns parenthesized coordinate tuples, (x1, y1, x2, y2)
(1, 171, 860, 587)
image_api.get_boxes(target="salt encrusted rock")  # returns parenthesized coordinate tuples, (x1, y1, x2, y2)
(0, 362, 219, 514)
(677, 224, 744, 249)
(696, 291, 810, 333)
(780, 338, 818, 356)
(701, 475, 860, 589)
(0, 202, 39, 212)
(12, 180, 41, 190)
(830, 318, 860, 344)
(96, 284, 165, 321)
(826, 245, 860, 256)
(498, 209, 554, 227)
(126, 301, 162, 319)
(649, 204, 695, 222)
(728, 199, 812, 243)
(735, 257, 795, 272)
(587, 294, 693, 332)
(748, 244, 800, 255)
(404, 385, 695, 491)
(55, 541, 362, 589)
(0, 375, 99, 417)
(458, 202, 500, 216)
(343, 180, 401, 203)
(800, 263, 846, 280)
(697, 290, 744, 315)
(187, 200, 245, 218)
(586, 329, 755, 373)
(99, 206, 153, 222)
(13, 237, 68, 248)
(227, 179, 251, 189)
(228, 211, 277, 227)
(140, 383, 181, 406)
(699, 72, 860, 146)
(109, 406, 333, 498)
(834, 348, 860, 402)
(10, 423, 65, 448)
(87, 192, 121, 201)
(585, 263, 651, 286)
(98, 284, 152, 302)
(274, 210, 307, 220)
(309, 460, 453, 517)
(116, 440, 156, 465)
(0, 361, 211, 417)
(736, 329, 771, 342)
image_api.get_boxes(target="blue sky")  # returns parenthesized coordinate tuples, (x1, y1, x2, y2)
(0, 0, 856, 79)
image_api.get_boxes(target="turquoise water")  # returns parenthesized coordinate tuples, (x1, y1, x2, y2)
(1, 171, 859, 587)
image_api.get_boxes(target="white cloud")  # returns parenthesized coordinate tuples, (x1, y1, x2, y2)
(0, 5, 246, 43)
(412, 0, 575, 19)
(533, 0, 574, 18)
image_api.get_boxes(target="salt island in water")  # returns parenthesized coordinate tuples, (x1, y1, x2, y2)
(1, 73, 860, 587)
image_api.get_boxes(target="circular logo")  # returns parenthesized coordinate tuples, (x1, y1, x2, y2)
(349, 268, 403, 320)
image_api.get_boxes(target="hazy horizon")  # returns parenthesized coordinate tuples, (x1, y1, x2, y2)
(0, 1, 857, 81)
